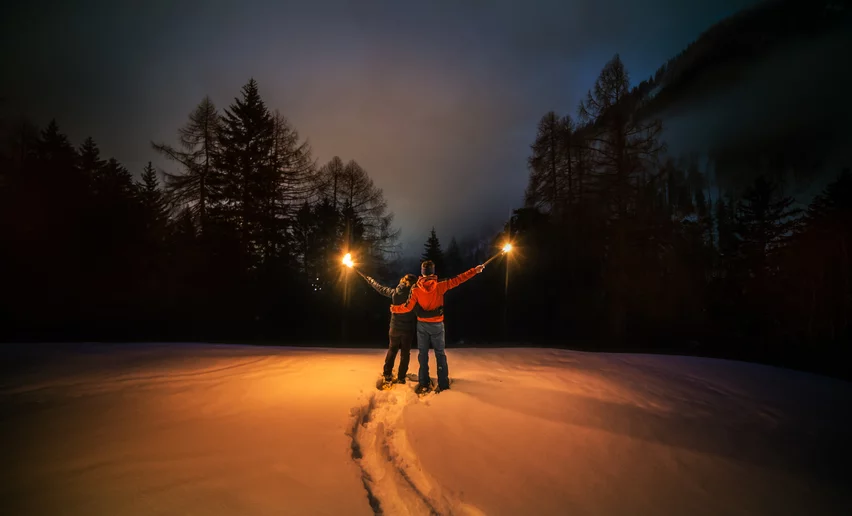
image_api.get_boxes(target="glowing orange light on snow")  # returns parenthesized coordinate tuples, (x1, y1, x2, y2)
(342, 253, 354, 268)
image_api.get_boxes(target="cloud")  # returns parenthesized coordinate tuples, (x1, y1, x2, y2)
(659, 21, 852, 194)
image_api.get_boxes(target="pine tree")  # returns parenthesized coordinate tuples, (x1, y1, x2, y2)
(33, 122, 91, 270)
(217, 78, 275, 266)
(90, 157, 137, 252)
(153, 96, 220, 232)
(271, 110, 315, 209)
(131, 162, 171, 307)
(805, 169, 852, 230)
(93, 158, 134, 199)
(577, 55, 665, 339)
(137, 162, 170, 229)
(578, 54, 664, 219)
(35, 120, 85, 203)
(140, 162, 159, 191)
(78, 137, 104, 185)
(526, 112, 563, 213)
(421, 227, 445, 275)
(253, 110, 316, 268)
(734, 175, 800, 272)
(19, 121, 85, 310)
(37, 119, 77, 167)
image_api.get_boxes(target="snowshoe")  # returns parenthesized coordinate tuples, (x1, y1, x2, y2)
(414, 383, 432, 396)
(376, 375, 395, 391)
(434, 378, 454, 394)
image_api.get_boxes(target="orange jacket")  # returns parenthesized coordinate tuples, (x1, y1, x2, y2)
(391, 268, 479, 322)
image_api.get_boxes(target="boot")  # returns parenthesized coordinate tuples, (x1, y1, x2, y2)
(414, 383, 431, 395)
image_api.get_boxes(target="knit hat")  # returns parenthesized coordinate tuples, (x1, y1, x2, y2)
(421, 260, 435, 276)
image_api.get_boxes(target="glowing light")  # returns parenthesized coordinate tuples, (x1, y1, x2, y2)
(342, 253, 354, 268)
(502, 243, 513, 253)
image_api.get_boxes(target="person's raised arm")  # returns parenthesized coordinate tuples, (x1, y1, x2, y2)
(438, 264, 484, 294)
(362, 275, 394, 298)
(390, 287, 419, 313)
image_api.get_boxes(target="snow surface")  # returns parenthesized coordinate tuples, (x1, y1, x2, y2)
(1, 343, 850, 515)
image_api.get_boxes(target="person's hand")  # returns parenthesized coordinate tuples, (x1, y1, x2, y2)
(475, 264, 485, 273)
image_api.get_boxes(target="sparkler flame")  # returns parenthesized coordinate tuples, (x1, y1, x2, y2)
(342, 253, 354, 268)
(502, 243, 513, 253)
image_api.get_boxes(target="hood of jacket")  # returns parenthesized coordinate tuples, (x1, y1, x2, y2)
(416, 275, 439, 293)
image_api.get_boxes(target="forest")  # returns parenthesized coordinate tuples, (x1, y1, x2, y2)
(505, 54, 850, 379)
(1, 55, 848, 379)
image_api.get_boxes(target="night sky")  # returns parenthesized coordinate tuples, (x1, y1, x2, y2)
(2, 0, 759, 255)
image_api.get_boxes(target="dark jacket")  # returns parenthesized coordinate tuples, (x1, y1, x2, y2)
(364, 276, 442, 333)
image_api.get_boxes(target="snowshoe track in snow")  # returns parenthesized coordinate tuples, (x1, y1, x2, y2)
(347, 384, 484, 516)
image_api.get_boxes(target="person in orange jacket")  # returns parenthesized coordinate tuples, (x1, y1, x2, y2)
(391, 259, 485, 393)
(361, 273, 443, 386)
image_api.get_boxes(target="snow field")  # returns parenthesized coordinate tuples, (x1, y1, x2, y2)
(1, 343, 850, 515)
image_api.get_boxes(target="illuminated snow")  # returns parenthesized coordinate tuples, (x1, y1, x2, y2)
(2, 343, 849, 515)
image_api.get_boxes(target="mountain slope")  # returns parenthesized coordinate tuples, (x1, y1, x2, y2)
(632, 0, 852, 193)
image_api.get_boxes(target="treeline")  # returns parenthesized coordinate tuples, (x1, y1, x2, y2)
(0, 79, 403, 342)
(1, 62, 849, 378)
(502, 54, 850, 378)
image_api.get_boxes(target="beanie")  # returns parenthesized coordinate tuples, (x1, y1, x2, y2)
(421, 260, 435, 276)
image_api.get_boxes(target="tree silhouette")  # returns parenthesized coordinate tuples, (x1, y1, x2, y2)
(782, 170, 852, 343)
(137, 162, 170, 231)
(3, 60, 851, 378)
(217, 78, 275, 266)
(576, 54, 666, 338)
(153, 96, 220, 233)
(421, 228, 445, 275)
(78, 137, 104, 185)
(316, 156, 399, 258)
(734, 175, 800, 273)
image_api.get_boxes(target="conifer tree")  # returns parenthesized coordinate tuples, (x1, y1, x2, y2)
(421, 227, 445, 274)
(137, 162, 170, 230)
(734, 175, 800, 272)
(217, 78, 275, 265)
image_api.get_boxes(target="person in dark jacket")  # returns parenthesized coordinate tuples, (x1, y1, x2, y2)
(362, 273, 442, 384)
